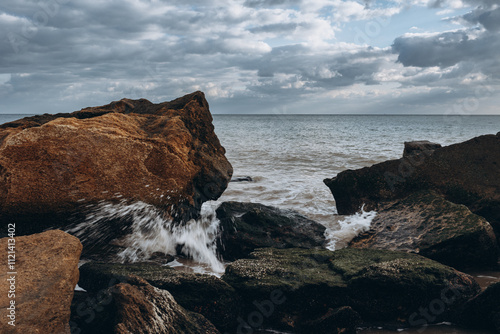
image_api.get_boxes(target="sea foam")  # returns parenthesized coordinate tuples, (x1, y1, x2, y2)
(324, 207, 377, 250)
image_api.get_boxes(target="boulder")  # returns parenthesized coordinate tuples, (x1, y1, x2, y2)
(221, 247, 480, 332)
(215, 201, 326, 261)
(403, 140, 441, 157)
(0, 230, 82, 333)
(78, 262, 241, 331)
(349, 190, 499, 269)
(459, 281, 500, 332)
(0, 91, 232, 236)
(71, 275, 220, 334)
(324, 133, 500, 238)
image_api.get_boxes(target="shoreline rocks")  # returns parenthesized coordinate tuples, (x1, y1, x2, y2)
(0, 230, 82, 334)
(0, 91, 232, 236)
(215, 201, 326, 261)
(349, 190, 499, 269)
(324, 133, 500, 240)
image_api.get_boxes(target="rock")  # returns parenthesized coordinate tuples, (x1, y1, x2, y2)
(221, 247, 480, 332)
(215, 201, 326, 261)
(0, 91, 232, 236)
(324, 133, 500, 238)
(349, 190, 499, 269)
(0, 230, 82, 334)
(230, 176, 253, 182)
(403, 140, 441, 157)
(459, 281, 500, 332)
(297, 306, 361, 334)
(77, 262, 241, 331)
(71, 275, 220, 334)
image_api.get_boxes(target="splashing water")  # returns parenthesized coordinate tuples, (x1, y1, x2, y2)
(68, 200, 225, 274)
(324, 207, 377, 250)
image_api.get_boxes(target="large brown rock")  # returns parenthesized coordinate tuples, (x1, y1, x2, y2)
(324, 133, 500, 237)
(71, 276, 220, 334)
(349, 191, 498, 269)
(0, 230, 82, 333)
(0, 91, 232, 235)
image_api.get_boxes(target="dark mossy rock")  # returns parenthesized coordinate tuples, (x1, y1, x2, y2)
(324, 133, 500, 239)
(215, 201, 326, 261)
(349, 190, 499, 269)
(78, 262, 241, 331)
(459, 281, 500, 332)
(221, 248, 480, 332)
(70, 276, 219, 334)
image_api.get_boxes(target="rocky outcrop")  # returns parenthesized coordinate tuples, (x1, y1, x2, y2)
(0, 91, 232, 236)
(459, 281, 500, 332)
(215, 201, 326, 261)
(77, 262, 241, 331)
(71, 275, 220, 334)
(0, 230, 82, 333)
(221, 247, 480, 332)
(324, 133, 500, 238)
(349, 190, 498, 269)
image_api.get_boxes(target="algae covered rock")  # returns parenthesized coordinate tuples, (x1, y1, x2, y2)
(215, 201, 326, 261)
(221, 247, 480, 332)
(349, 190, 498, 269)
(78, 262, 241, 331)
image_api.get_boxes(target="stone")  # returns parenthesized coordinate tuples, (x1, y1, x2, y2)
(78, 262, 241, 331)
(0, 91, 233, 236)
(349, 190, 498, 269)
(459, 281, 500, 332)
(324, 133, 500, 238)
(403, 140, 441, 157)
(71, 276, 220, 334)
(0, 230, 82, 334)
(221, 247, 480, 332)
(215, 201, 326, 261)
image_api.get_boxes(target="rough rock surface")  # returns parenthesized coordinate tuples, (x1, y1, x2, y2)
(0, 230, 82, 334)
(78, 262, 241, 331)
(349, 191, 498, 269)
(71, 275, 220, 334)
(221, 247, 480, 332)
(215, 201, 326, 261)
(0, 91, 232, 236)
(403, 140, 441, 157)
(459, 281, 500, 332)
(324, 133, 500, 237)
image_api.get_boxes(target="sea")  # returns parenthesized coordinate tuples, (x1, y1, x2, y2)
(2, 113, 500, 333)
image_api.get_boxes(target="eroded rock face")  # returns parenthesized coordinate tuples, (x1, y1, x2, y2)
(72, 276, 220, 334)
(349, 191, 499, 269)
(324, 133, 500, 237)
(0, 230, 82, 334)
(221, 247, 480, 332)
(0, 91, 232, 235)
(77, 262, 241, 331)
(215, 201, 326, 261)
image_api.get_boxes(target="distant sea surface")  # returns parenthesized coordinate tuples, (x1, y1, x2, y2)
(213, 114, 500, 225)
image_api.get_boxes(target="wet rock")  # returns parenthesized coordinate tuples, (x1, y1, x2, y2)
(298, 306, 361, 334)
(0, 91, 232, 236)
(0, 230, 82, 334)
(78, 262, 241, 331)
(324, 133, 500, 238)
(215, 201, 326, 261)
(230, 176, 253, 182)
(349, 190, 499, 269)
(403, 140, 441, 157)
(459, 281, 500, 332)
(221, 247, 480, 332)
(71, 275, 220, 334)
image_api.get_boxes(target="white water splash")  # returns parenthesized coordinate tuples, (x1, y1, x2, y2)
(324, 207, 377, 250)
(69, 200, 225, 274)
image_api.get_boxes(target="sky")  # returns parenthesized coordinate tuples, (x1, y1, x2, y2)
(0, 0, 499, 114)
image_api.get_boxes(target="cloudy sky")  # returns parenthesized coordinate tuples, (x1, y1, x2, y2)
(0, 0, 499, 114)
